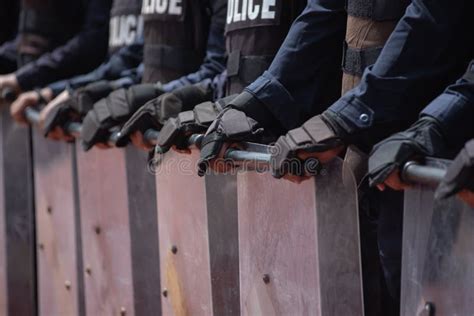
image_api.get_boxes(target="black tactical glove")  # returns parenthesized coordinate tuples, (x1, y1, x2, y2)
(156, 95, 236, 150)
(196, 91, 287, 176)
(115, 84, 212, 147)
(270, 113, 344, 178)
(436, 140, 474, 200)
(368, 116, 447, 187)
(81, 83, 164, 150)
(43, 80, 117, 137)
(197, 110, 265, 176)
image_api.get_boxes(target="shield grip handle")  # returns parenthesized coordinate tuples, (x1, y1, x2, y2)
(24, 107, 159, 146)
(401, 161, 446, 187)
(23, 109, 319, 176)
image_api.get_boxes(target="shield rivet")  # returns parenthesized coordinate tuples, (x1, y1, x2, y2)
(162, 289, 168, 297)
(64, 280, 71, 290)
(359, 113, 369, 123)
(262, 274, 270, 284)
(94, 226, 101, 235)
(85, 266, 92, 275)
(47, 206, 52, 214)
(170, 245, 178, 254)
(120, 307, 126, 315)
(38, 243, 44, 250)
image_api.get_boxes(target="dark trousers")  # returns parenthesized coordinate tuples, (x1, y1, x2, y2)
(359, 184, 404, 316)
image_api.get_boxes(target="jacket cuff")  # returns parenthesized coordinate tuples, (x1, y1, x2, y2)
(15, 63, 37, 91)
(245, 71, 299, 130)
(327, 95, 375, 134)
(421, 91, 474, 149)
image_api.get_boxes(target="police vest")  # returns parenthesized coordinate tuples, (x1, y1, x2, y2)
(224, 0, 305, 95)
(18, 0, 84, 67)
(109, 0, 143, 54)
(341, 0, 410, 94)
(141, 0, 210, 83)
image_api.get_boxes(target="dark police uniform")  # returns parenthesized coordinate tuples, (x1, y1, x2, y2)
(158, 0, 228, 92)
(10, 0, 112, 90)
(0, 0, 19, 45)
(421, 60, 474, 152)
(141, 0, 226, 84)
(342, 0, 409, 93)
(47, 0, 144, 96)
(225, 0, 306, 95)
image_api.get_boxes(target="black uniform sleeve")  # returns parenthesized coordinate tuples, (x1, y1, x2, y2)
(245, 0, 347, 130)
(47, 39, 144, 96)
(326, 0, 474, 148)
(0, 37, 18, 74)
(15, 0, 112, 90)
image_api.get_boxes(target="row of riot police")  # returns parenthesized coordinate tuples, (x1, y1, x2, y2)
(0, 0, 473, 315)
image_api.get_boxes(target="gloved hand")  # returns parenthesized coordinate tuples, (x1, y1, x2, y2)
(156, 96, 233, 151)
(115, 83, 212, 148)
(368, 116, 447, 190)
(197, 108, 263, 176)
(270, 113, 345, 179)
(436, 140, 474, 203)
(81, 83, 164, 150)
(196, 91, 285, 176)
(42, 80, 118, 137)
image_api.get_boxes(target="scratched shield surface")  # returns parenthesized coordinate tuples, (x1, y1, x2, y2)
(400, 159, 447, 315)
(76, 147, 134, 316)
(238, 158, 364, 315)
(155, 149, 239, 316)
(402, 159, 474, 315)
(0, 107, 36, 315)
(32, 132, 84, 316)
(0, 106, 6, 315)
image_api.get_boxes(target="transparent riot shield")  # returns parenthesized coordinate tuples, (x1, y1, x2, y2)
(0, 112, 5, 315)
(155, 149, 240, 315)
(237, 157, 364, 315)
(124, 147, 161, 316)
(76, 146, 161, 316)
(76, 148, 132, 315)
(0, 105, 36, 315)
(32, 131, 84, 315)
(402, 159, 474, 316)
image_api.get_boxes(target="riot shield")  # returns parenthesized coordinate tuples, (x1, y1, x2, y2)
(76, 147, 134, 315)
(237, 157, 364, 315)
(76, 146, 161, 315)
(0, 111, 5, 315)
(402, 159, 474, 315)
(155, 149, 240, 315)
(0, 105, 36, 315)
(124, 147, 161, 316)
(32, 130, 84, 315)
